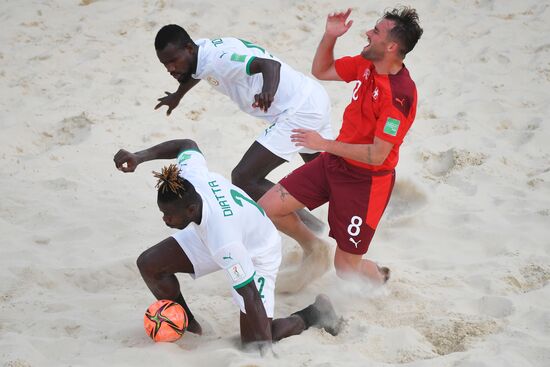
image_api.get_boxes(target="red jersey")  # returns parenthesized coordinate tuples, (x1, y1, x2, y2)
(334, 55, 417, 171)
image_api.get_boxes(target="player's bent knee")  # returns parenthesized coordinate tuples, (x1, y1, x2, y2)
(136, 249, 158, 276)
(258, 187, 283, 217)
(231, 166, 255, 187)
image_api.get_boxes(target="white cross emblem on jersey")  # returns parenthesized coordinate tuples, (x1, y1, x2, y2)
(363, 69, 370, 80)
(373, 87, 379, 100)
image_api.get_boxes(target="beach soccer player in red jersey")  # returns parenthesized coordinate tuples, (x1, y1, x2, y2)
(259, 7, 423, 291)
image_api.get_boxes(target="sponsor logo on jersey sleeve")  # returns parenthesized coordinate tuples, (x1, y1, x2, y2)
(383, 117, 400, 136)
(230, 53, 247, 62)
(177, 152, 192, 164)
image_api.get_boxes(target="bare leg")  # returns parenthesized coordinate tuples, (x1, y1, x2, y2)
(259, 184, 317, 252)
(232, 142, 325, 234)
(231, 141, 286, 201)
(259, 184, 331, 293)
(297, 152, 325, 234)
(136, 237, 202, 334)
(288, 294, 342, 336)
(333, 246, 390, 284)
(240, 294, 341, 343)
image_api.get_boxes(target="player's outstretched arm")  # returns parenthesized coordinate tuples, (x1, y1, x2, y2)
(248, 58, 281, 113)
(155, 78, 201, 116)
(236, 281, 272, 346)
(113, 139, 201, 172)
(311, 8, 352, 81)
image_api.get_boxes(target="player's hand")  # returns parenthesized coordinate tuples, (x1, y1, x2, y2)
(325, 8, 353, 38)
(291, 128, 328, 150)
(155, 91, 182, 116)
(252, 92, 274, 113)
(113, 149, 140, 173)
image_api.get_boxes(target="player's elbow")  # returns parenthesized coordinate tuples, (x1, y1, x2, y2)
(311, 66, 326, 80)
(253, 58, 280, 75)
(365, 140, 392, 165)
(369, 154, 386, 166)
(176, 139, 200, 153)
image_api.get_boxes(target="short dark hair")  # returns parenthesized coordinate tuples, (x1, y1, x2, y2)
(155, 24, 194, 51)
(383, 7, 423, 58)
(153, 164, 199, 204)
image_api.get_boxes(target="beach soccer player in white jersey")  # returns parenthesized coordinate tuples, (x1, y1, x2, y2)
(113, 139, 341, 350)
(153, 25, 332, 235)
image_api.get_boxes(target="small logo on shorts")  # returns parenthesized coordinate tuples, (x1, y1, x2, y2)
(349, 237, 362, 248)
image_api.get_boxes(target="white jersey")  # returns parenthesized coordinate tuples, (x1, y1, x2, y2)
(192, 37, 317, 119)
(174, 149, 281, 291)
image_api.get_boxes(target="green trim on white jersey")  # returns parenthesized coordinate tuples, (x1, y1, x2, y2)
(233, 271, 256, 289)
(246, 56, 256, 76)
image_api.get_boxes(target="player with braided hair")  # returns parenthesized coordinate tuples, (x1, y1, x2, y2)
(113, 139, 342, 351)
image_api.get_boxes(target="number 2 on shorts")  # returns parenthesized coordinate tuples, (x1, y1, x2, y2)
(257, 276, 265, 299)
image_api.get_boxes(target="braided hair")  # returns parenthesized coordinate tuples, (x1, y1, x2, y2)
(153, 164, 198, 204)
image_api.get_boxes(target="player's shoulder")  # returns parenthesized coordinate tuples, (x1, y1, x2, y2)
(350, 54, 373, 68)
(381, 66, 417, 117)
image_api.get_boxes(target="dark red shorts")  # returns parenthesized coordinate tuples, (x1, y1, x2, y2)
(280, 153, 395, 255)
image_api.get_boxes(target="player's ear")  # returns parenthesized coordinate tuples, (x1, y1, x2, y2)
(187, 202, 200, 216)
(387, 41, 399, 55)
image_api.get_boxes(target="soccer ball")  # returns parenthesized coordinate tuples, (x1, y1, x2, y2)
(144, 299, 188, 342)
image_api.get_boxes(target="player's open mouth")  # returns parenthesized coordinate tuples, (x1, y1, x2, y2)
(171, 73, 181, 79)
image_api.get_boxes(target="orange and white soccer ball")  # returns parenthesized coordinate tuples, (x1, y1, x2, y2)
(144, 299, 188, 342)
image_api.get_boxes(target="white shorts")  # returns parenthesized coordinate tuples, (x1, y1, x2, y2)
(256, 83, 333, 162)
(171, 229, 280, 318)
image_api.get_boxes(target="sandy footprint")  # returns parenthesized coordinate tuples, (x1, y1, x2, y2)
(36, 113, 93, 153)
(421, 148, 487, 179)
(503, 263, 550, 293)
(417, 314, 499, 356)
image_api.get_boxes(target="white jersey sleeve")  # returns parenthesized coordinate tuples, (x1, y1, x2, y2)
(211, 241, 256, 290)
(210, 47, 259, 80)
(176, 149, 208, 181)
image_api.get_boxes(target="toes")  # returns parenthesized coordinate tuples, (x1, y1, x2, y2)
(377, 265, 391, 283)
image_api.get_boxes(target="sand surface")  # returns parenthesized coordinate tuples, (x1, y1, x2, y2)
(1, 1, 549, 366)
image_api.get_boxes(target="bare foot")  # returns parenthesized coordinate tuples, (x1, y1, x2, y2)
(276, 239, 332, 294)
(311, 294, 343, 336)
(377, 265, 391, 284)
(186, 318, 203, 335)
